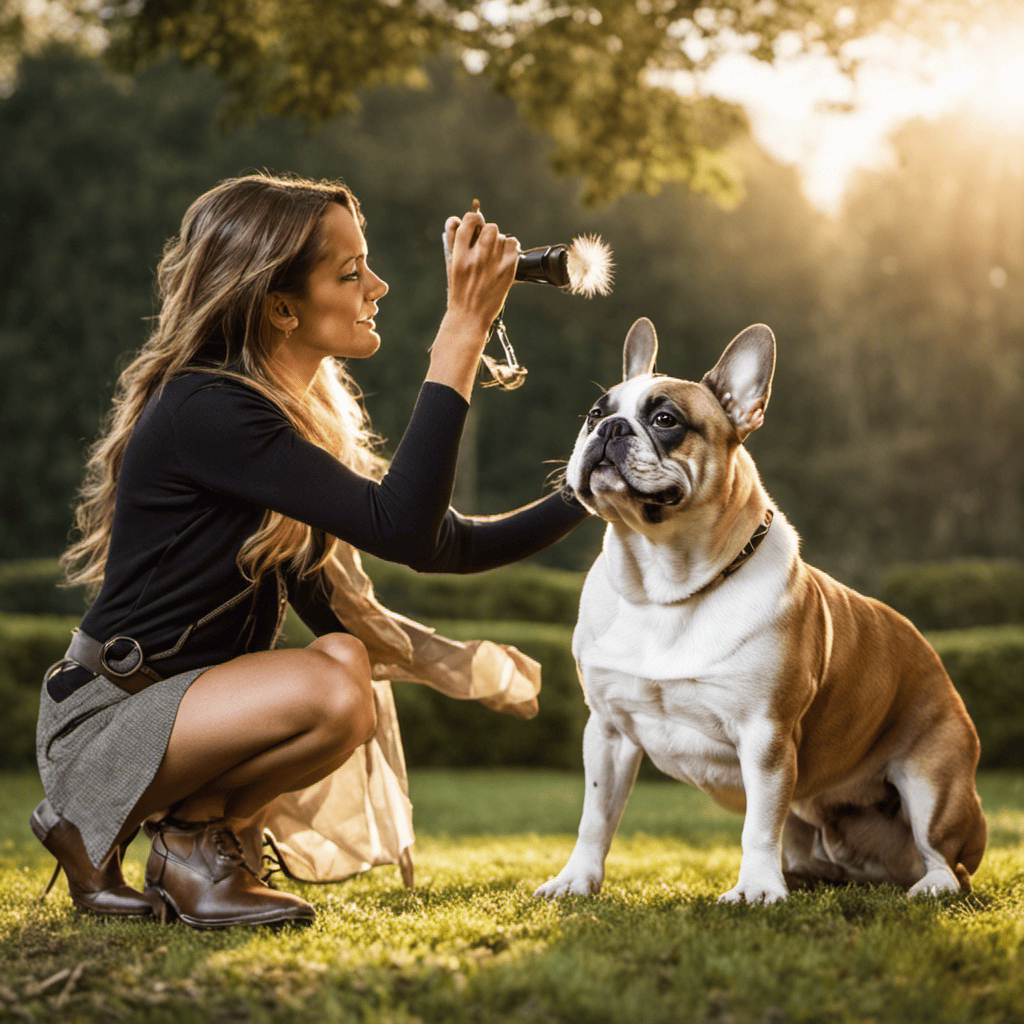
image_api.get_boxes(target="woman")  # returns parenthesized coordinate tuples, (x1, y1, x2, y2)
(34, 173, 588, 929)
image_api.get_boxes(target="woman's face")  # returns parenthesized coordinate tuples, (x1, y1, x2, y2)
(274, 203, 389, 370)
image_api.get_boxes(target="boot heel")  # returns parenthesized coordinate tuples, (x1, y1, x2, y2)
(28, 799, 155, 917)
(145, 886, 177, 924)
(31, 800, 63, 902)
(38, 863, 62, 903)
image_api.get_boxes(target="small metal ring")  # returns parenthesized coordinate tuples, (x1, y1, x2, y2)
(99, 635, 144, 679)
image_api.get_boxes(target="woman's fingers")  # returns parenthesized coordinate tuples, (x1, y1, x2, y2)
(503, 234, 521, 263)
(453, 210, 485, 255)
(429, 208, 521, 398)
(475, 221, 500, 254)
(444, 206, 521, 326)
(442, 216, 461, 281)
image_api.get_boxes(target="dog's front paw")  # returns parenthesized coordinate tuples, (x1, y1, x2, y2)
(907, 868, 961, 898)
(717, 874, 788, 905)
(534, 864, 604, 899)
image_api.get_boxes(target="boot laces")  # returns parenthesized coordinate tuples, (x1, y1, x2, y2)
(210, 825, 258, 877)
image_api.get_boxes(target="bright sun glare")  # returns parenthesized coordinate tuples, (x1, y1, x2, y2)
(955, 33, 1024, 122)
(698, 19, 1024, 215)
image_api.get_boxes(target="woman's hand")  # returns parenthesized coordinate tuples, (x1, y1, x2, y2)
(443, 208, 519, 328)
(427, 204, 520, 402)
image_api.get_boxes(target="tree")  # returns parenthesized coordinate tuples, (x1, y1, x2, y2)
(4, 0, 907, 205)
(7, 49, 1019, 576)
(0, 50, 834, 566)
(801, 111, 1024, 574)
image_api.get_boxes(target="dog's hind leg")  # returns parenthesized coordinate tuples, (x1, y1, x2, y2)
(813, 795, 924, 888)
(889, 714, 987, 897)
(534, 713, 643, 898)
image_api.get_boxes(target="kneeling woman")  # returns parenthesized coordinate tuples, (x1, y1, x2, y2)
(34, 174, 588, 929)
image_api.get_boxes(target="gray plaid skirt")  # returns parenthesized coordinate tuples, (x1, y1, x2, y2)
(36, 667, 210, 867)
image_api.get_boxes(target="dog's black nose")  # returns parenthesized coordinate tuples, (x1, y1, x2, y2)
(596, 416, 634, 440)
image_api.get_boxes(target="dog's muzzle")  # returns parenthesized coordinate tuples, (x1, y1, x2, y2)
(578, 417, 633, 493)
(578, 417, 684, 507)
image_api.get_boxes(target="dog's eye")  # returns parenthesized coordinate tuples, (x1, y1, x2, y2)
(587, 407, 604, 422)
(652, 411, 680, 429)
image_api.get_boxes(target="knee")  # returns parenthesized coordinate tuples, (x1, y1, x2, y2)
(309, 632, 370, 677)
(307, 634, 376, 747)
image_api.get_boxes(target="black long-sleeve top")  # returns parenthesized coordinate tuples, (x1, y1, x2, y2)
(72, 372, 587, 684)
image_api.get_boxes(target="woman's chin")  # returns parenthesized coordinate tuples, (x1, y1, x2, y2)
(356, 333, 381, 358)
(332, 334, 381, 360)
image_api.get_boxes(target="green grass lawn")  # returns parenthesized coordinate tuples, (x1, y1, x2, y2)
(2, 768, 1024, 1023)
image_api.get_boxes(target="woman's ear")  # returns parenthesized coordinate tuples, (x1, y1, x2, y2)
(265, 292, 300, 336)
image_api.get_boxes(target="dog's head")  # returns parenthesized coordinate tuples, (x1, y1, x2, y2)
(567, 318, 775, 532)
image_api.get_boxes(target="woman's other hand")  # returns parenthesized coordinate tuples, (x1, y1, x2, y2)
(428, 205, 519, 402)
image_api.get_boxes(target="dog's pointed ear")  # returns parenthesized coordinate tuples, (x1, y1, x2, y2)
(623, 318, 658, 381)
(702, 324, 776, 441)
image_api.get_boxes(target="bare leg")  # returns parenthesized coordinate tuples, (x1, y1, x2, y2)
(117, 632, 374, 840)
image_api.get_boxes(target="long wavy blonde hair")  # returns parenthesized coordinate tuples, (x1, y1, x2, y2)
(62, 172, 386, 594)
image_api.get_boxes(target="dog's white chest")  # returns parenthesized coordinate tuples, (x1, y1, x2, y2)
(573, 553, 785, 808)
(587, 665, 748, 807)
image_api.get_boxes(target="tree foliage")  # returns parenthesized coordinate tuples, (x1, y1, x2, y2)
(813, 113, 1024, 570)
(84, 0, 898, 204)
(2, 50, 1021, 581)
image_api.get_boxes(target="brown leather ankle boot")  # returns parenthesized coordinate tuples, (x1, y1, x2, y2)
(145, 817, 315, 929)
(30, 799, 155, 916)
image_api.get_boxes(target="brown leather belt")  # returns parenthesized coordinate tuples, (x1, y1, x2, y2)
(63, 629, 164, 694)
(50, 574, 281, 696)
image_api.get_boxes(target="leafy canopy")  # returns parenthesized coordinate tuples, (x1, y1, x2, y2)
(5, 0, 901, 203)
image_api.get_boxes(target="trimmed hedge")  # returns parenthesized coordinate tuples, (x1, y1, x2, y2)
(0, 559, 87, 616)
(2, 612, 1021, 775)
(0, 613, 77, 684)
(7, 555, 1024, 633)
(878, 559, 1024, 630)
(359, 555, 584, 626)
(0, 555, 585, 625)
(388, 619, 585, 771)
(927, 626, 1024, 769)
(0, 614, 78, 769)
(0, 610, 587, 772)
(278, 609, 585, 770)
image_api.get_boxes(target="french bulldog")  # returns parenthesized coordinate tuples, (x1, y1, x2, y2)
(536, 318, 986, 903)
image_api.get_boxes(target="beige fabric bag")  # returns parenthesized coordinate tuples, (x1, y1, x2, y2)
(261, 542, 541, 886)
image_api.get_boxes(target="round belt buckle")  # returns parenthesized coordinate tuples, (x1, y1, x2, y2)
(100, 635, 144, 679)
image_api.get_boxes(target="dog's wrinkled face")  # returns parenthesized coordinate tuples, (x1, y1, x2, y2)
(569, 375, 735, 526)
(567, 318, 775, 531)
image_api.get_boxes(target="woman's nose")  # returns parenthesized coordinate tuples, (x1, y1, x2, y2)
(367, 270, 388, 302)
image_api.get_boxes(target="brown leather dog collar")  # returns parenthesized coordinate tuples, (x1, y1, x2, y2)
(692, 508, 775, 598)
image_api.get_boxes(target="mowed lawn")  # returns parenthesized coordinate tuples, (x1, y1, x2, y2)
(2, 768, 1023, 1023)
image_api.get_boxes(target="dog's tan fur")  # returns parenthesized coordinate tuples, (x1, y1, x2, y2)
(536, 319, 985, 903)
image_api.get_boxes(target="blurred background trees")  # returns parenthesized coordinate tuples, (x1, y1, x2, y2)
(1, 36, 1021, 585)
(2, 5, 1022, 775)
(37, 0, 900, 205)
